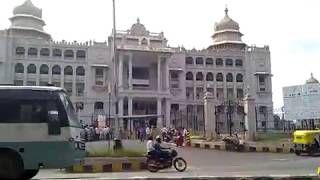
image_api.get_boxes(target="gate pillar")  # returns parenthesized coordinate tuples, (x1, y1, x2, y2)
(204, 92, 217, 139)
(244, 93, 256, 141)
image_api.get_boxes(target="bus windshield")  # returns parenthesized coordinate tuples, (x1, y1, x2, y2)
(59, 92, 81, 128)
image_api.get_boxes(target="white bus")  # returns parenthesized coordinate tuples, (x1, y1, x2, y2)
(0, 86, 85, 180)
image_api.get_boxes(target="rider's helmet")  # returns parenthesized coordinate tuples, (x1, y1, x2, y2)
(155, 135, 161, 143)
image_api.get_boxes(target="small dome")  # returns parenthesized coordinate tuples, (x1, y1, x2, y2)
(130, 18, 149, 36)
(306, 73, 319, 84)
(215, 8, 239, 31)
(13, 0, 42, 18)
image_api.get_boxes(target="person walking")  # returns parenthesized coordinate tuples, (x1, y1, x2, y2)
(139, 126, 145, 142)
(146, 126, 151, 139)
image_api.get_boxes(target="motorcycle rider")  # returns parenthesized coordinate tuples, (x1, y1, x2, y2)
(153, 135, 171, 161)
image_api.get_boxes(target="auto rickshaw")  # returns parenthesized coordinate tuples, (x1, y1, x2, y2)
(293, 130, 320, 156)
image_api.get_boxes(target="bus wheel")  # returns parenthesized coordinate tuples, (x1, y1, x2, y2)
(0, 151, 23, 180)
(21, 169, 39, 180)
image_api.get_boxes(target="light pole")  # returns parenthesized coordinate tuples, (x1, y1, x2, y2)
(112, 0, 120, 140)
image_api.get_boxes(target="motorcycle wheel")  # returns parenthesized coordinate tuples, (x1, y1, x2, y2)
(147, 159, 159, 172)
(173, 157, 187, 172)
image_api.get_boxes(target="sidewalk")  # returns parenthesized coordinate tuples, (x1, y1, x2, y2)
(191, 139, 294, 153)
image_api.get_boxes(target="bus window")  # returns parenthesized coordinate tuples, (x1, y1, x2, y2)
(47, 101, 61, 135)
(59, 92, 81, 127)
(0, 100, 47, 123)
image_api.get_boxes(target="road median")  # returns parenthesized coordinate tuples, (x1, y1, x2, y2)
(66, 157, 147, 173)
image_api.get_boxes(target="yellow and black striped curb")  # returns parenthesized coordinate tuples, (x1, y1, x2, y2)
(66, 158, 147, 173)
(191, 141, 294, 153)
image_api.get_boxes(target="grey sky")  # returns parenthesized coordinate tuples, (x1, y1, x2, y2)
(1, 0, 320, 109)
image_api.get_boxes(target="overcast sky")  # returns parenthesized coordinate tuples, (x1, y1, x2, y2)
(1, 0, 320, 109)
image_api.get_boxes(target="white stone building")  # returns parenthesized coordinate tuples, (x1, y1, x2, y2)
(0, 1, 273, 131)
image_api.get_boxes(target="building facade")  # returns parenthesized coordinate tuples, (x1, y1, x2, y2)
(0, 1, 274, 131)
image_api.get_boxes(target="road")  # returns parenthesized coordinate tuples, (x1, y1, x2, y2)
(34, 141, 320, 179)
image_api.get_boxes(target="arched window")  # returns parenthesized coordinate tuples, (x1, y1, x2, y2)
(196, 57, 204, 65)
(14, 63, 24, 73)
(236, 73, 243, 82)
(216, 58, 223, 66)
(28, 48, 38, 56)
(40, 64, 49, 74)
(40, 48, 50, 56)
(15, 47, 25, 55)
(206, 72, 214, 81)
(226, 73, 233, 82)
(52, 65, 61, 75)
(196, 72, 203, 81)
(94, 102, 104, 110)
(226, 59, 233, 66)
(186, 72, 193, 80)
(76, 66, 85, 76)
(53, 49, 62, 57)
(205, 58, 213, 65)
(27, 64, 36, 74)
(236, 59, 243, 67)
(216, 73, 223, 82)
(64, 50, 74, 58)
(76, 50, 86, 59)
(64, 66, 73, 75)
(185, 57, 193, 65)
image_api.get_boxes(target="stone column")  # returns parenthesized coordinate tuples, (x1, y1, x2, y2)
(118, 97, 124, 129)
(157, 56, 161, 92)
(119, 53, 123, 91)
(165, 99, 170, 127)
(203, 92, 217, 139)
(48, 64, 52, 84)
(128, 53, 133, 90)
(244, 94, 256, 141)
(128, 97, 133, 117)
(165, 57, 169, 92)
(60, 65, 64, 88)
(157, 98, 163, 128)
(23, 64, 27, 85)
(72, 67, 76, 97)
(36, 64, 40, 86)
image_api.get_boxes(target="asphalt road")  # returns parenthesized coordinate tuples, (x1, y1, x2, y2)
(34, 141, 320, 179)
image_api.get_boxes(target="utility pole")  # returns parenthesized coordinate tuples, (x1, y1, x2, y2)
(112, 0, 120, 140)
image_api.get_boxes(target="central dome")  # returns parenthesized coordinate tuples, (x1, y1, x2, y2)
(130, 18, 149, 36)
(13, 0, 42, 18)
(306, 73, 319, 84)
(215, 8, 239, 31)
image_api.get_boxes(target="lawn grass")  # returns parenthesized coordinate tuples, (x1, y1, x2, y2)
(86, 148, 146, 157)
(255, 132, 292, 144)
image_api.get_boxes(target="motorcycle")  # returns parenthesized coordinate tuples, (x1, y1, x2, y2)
(146, 148, 187, 172)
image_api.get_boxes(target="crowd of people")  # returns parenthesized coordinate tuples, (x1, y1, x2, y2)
(80, 125, 113, 142)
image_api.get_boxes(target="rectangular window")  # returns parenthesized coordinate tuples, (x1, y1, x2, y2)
(26, 81, 36, 86)
(217, 88, 224, 100)
(14, 80, 23, 86)
(207, 88, 214, 95)
(64, 82, 73, 95)
(40, 81, 48, 86)
(76, 82, 85, 96)
(227, 88, 234, 99)
(259, 76, 265, 85)
(95, 68, 104, 77)
(132, 67, 149, 79)
(237, 89, 244, 99)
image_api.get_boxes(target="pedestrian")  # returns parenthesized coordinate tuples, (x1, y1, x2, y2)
(139, 126, 145, 142)
(146, 126, 151, 139)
